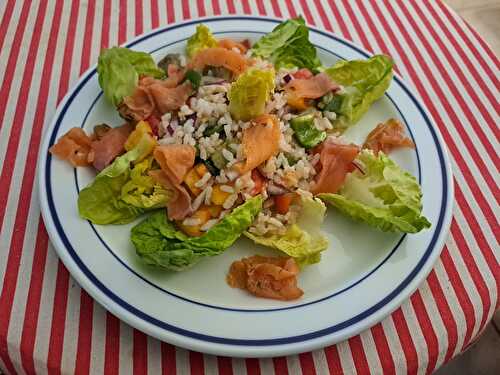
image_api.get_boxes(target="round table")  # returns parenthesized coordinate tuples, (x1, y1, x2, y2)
(0, 1, 498, 374)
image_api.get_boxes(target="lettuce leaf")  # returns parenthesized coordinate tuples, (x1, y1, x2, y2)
(97, 47, 165, 106)
(318, 150, 431, 233)
(78, 135, 167, 224)
(324, 55, 393, 128)
(120, 158, 171, 209)
(131, 196, 263, 271)
(186, 24, 218, 58)
(251, 17, 321, 71)
(245, 194, 329, 266)
(228, 67, 275, 121)
(78, 168, 143, 225)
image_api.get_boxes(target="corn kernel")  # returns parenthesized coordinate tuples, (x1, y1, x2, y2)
(211, 185, 231, 205)
(184, 168, 202, 196)
(194, 163, 209, 177)
(177, 206, 212, 237)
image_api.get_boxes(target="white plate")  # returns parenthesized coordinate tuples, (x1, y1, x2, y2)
(38, 17, 453, 357)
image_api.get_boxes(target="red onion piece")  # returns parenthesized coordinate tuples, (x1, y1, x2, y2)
(266, 182, 289, 195)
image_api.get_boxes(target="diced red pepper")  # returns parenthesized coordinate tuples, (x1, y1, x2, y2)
(292, 68, 313, 80)
(274, 193, 294, 214)
(250, 169, 266, 196)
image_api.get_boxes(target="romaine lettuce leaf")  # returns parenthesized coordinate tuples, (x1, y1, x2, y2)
(186, 24, 218, 58)
(251, 17, 321, 71)
(120, 158, 171, 209)
(228, 67, 275, 121)
(78, 134, 167, 224)
(131, 196, 263, 271)
(97, 47, 165, 106)
(245, 194, 329, 266)
(318, 150, 431, 233)
(324, 55, 393, 128)
(78, 168, 143, 225)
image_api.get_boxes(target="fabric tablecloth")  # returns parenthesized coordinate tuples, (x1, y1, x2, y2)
(0, 1, 498, 374)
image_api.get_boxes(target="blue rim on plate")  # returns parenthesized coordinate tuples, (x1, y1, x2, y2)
(39, 17, 452, 349)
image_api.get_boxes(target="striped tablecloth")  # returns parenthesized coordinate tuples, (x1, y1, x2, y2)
(0, 1, 498, 374)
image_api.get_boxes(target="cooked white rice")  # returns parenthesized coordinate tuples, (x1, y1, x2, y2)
(157, 66, 336, 232)
(220, 185, 234, 193)
(201, 219, 219, 231)
(204, 186, 213, 205)
(194, 172, 212, 188)
(182, 218, 201, 226)
(191, 190, 207, 212)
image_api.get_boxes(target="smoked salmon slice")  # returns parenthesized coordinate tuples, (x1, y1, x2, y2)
(149, 169, 192, 221)
(148, 81, 192, 115)
(234, 114, 280, 175)
(189, 47, 247, 77)
(49, 127, 93, 167)
(227, 255, 303, 301)
(311, 138, 360, 195)
(284, 72, 339, 99)
(218, 38, 248, 54)
(119, 77, 191, 121)
(153, 145, 196, 185)
(152, 144, 196, 220)
(363, 118, 415, 155)
(91, 123, 133, 171)
(120, 86, 156, 121)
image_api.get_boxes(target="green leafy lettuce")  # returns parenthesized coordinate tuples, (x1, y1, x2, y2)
(290, 113, 326, 149)
(78, 135, 169, 225)
(228, 67, 275, 121)
(186, 24, 218, 58)
(120, 158, 171, 209)
(324, 55, 393, 129)
(245, 194, 329, 266)
(131, 196, 263, 271)
(251, 17, 321, 71)
(318, 150, 431, 233)
(97, 47, 165, 106)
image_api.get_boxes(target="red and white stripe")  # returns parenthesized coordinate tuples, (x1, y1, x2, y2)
(0, 1, 498, 374)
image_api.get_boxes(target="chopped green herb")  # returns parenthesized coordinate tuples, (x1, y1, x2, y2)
(203, 122, 224, 137)
(203, 159, 219, 175)
(183, 70, 201, 89)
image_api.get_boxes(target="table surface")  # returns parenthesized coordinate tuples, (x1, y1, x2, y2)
(0, 1, 498, 374)
(447, 0, 500, 55)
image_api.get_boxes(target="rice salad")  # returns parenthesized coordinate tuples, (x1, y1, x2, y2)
(157, 69, 331, 236)
(50, 18, 430, 301)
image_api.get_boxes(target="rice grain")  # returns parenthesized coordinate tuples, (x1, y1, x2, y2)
(222, 149, 234, 162)
(201, 219, 218, 231)
(194, 172, 212, 188)
(222, 193, 238, 209)
(204, 186, 213, 205)
(191, 190, 206, 212)
(182, 218, 201, 226)
(220, 185, 234, 193)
